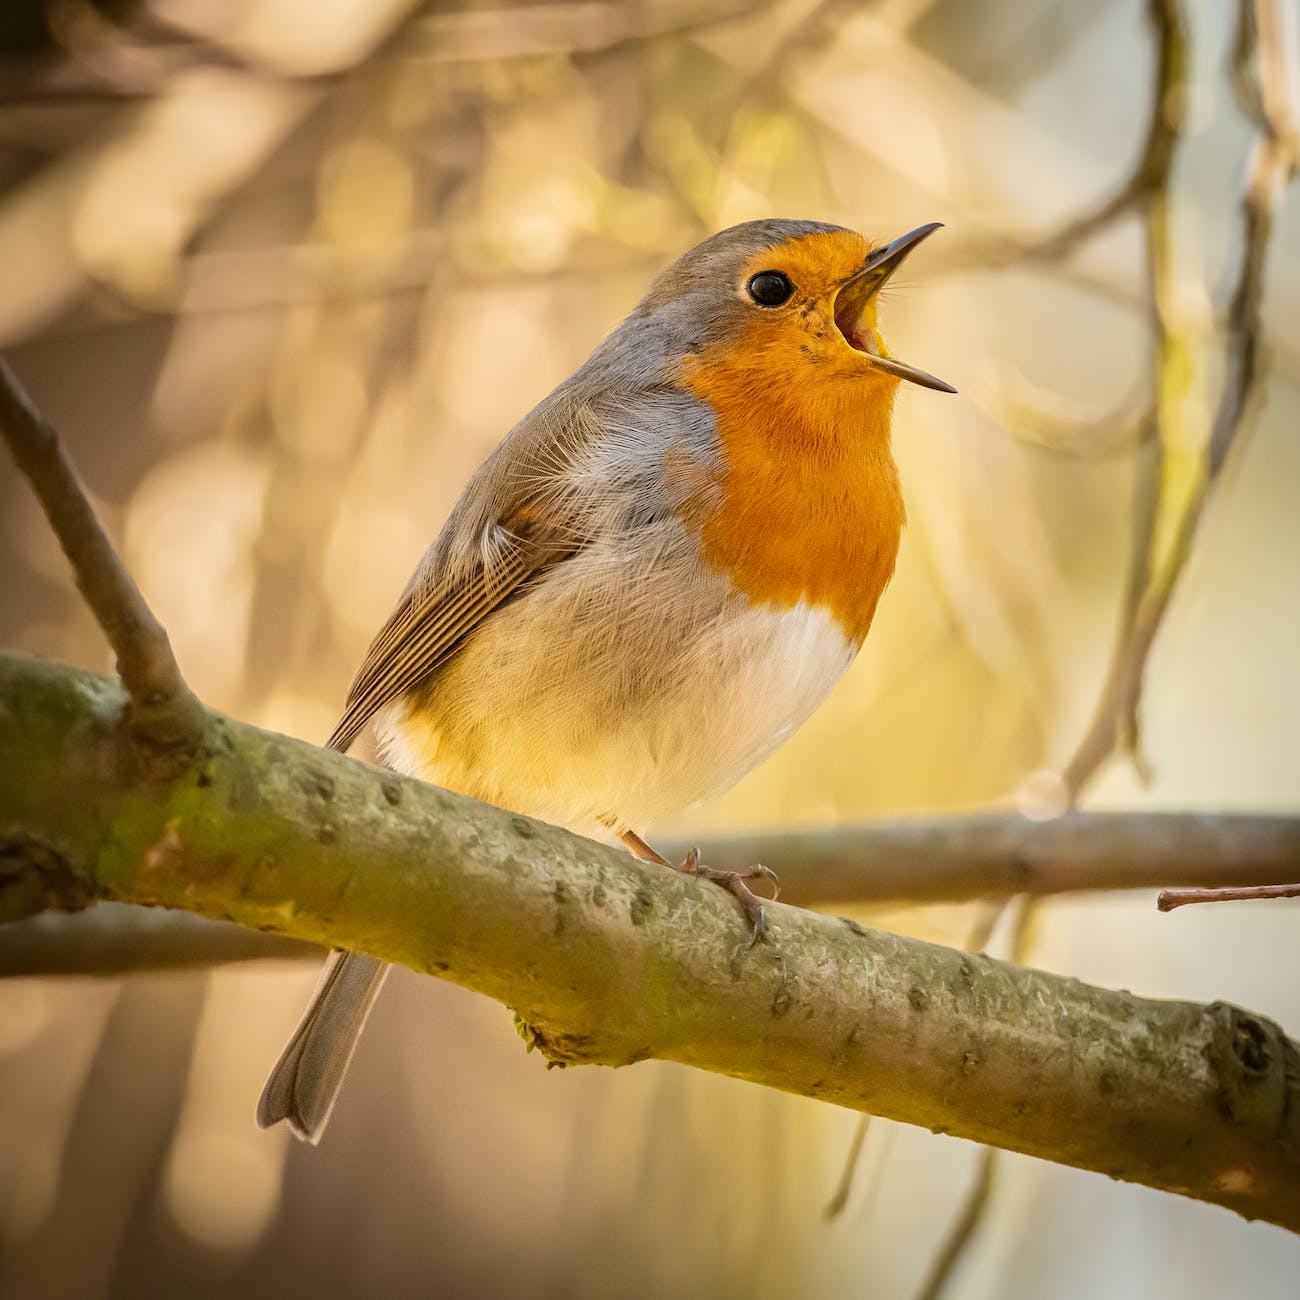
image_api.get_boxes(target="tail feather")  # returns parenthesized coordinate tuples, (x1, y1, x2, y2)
(257, 950, 390, 1143)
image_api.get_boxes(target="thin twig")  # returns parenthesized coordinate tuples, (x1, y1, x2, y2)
(915, 1147, 998, 1300)
(1061, 0, 1300, 804)
(988, 392, 1155, 461)
(823, 1114, 873, 1221)
(1158, 882, 1300, 911)
(0, 905, 322, 974)
(673, 811, 1300, 912)
(938, 0, 1187, 274)
(1059, 0, 1188, 799)
(0, 356, 203, 749)
(1015, 0, 1184, 268)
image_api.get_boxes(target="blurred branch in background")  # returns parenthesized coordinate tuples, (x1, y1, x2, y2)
(670, 810, 1300, 904)
(1061, 0, 1298, 801)
(2, 0, 758, 104)
(0, 905, 321, 976)
(949, 0, 1186, 270)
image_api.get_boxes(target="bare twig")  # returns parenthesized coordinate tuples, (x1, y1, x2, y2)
(0, 356, 203, 749)
(1018, 0, 1185, 266)
(916, 1147, 998, 1300)
(938, 0, 1187, 274)
(1059, 0, 1188, 799)
(987, 390, 1155, 461)
(1158, 882, 1300, 911)
(822, 1113, 873, 1221)
(1062, 0, 1297, 803)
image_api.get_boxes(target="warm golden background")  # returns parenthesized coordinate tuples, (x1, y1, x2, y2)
(1, 1, 1298, 1297)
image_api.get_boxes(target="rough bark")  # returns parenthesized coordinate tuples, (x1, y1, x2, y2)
(2, 649, 1298, 1232)
(8, 802, 1298, 974)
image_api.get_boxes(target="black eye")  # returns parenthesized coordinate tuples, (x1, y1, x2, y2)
(747, 271, 794, 307)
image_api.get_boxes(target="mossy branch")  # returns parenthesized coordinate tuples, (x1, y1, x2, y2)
(2, 649, 1298, 1232)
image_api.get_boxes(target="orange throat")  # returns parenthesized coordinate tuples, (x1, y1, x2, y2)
(678, 337, 906, 645)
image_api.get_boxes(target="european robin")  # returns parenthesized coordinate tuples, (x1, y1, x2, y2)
(259, 218, 953, 1141)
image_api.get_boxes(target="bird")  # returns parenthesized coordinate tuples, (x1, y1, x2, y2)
(258, 217, 954, 1142)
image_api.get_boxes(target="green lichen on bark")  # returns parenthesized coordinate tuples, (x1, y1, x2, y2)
(2, 649, 1299, 1232)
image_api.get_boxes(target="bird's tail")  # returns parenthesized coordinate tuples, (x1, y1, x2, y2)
(256, 949, 390, 1143)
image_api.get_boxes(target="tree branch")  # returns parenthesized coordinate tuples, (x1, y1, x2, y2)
(669, 811, 1300, 905)
(1, 650, 1298, 1231)
(3, 805, 1297, 974)
(0, 356, 204, 750)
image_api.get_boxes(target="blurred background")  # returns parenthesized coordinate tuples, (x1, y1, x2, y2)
(1, 0, 1299, 1296)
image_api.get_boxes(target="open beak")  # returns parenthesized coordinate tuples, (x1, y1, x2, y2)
(833, 222, 955, 394)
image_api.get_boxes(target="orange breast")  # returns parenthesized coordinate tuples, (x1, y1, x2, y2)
(677, 325, 905, 644)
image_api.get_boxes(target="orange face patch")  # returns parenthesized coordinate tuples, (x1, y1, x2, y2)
(675, 231, 907, 644)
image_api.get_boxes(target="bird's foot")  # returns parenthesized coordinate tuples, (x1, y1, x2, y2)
(676, 846, 780, 940)
(616, 829, 779, 939)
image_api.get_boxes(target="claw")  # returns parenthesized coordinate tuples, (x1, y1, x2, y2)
(681, 854, 774, 940)
(618, 830, 777, 939)
(741, 863, 780, 902)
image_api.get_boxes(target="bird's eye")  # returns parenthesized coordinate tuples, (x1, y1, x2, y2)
(747, 271, 794, 307)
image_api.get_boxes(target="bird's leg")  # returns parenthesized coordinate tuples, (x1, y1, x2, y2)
(618, 829, 780, 940)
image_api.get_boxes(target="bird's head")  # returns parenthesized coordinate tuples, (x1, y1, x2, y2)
(638, 218, 954, 397)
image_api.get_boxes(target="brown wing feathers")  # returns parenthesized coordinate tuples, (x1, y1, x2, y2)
(324, 394, 607, 756)
(326, 540, 536, 753)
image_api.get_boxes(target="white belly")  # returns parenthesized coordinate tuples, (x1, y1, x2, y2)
(379, 530, 858, 835)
